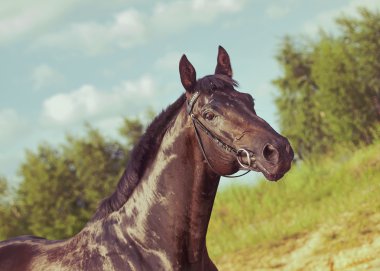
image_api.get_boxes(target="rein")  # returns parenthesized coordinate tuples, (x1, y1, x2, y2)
(187, 91, 253, 178)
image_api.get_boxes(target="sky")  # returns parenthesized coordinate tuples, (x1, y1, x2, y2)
(1, 0, 380, 186)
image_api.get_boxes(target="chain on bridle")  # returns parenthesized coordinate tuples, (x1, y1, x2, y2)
(186, 91, 254, 178)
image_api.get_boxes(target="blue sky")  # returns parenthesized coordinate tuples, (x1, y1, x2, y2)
(1, 0, 380, 185)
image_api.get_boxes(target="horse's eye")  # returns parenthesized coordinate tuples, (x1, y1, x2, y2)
(203, 112, 215, 121)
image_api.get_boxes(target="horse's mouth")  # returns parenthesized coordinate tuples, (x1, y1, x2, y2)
(262, 172, 285, 182)
(245, 160, 286, 182)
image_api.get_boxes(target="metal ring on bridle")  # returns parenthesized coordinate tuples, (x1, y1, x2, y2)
(237, 149, 252, 169)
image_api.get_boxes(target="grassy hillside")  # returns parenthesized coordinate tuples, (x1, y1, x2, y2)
(207, 143, 380, 267)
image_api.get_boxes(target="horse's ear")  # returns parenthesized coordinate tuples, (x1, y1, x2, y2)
(215, 45, 233, 77)
(179, 54, 196, 95)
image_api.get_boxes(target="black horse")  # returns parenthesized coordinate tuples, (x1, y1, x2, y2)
(0, 46, 293, 271)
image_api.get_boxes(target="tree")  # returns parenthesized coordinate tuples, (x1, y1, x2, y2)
(0, 176, 24, 239)
(0, 117, 145, 240)
(14, 127, 126, 239)
(0, 177, 10, 239)
(119, 118, 144, 153)
(274, 8, 380, 159)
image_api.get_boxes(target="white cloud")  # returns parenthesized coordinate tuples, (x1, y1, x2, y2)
(252, 82, 274, 98)
(36, 9, 147, 55)
(41, 75, 155, 125)
(0, 0, 80, 45)
(303, 0, 380, 36)
(151, 0, 245, 34)
(154, 51, 181, 71)
(0, 109, 28, 145)
(34, 0, 246, 54)
(0, 0, 142, 45)
(266, 4, 290, 19)
(31, 64, 64, 90)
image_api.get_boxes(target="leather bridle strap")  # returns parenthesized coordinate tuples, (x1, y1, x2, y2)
(187, 91, 252, 178)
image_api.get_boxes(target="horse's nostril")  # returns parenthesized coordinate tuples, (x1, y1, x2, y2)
(262, 144, 279, 163)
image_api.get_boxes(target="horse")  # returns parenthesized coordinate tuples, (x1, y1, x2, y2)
(0, 46, 294, 271)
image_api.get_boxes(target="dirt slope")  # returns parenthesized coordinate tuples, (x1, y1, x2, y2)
(216, 210, 380, 270)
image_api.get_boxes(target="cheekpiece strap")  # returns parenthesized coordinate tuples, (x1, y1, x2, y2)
(186, 89, 252, 178)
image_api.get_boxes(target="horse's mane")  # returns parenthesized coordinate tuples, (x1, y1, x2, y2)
(91, 74, 237, 220)
(92, 93, 186, 220)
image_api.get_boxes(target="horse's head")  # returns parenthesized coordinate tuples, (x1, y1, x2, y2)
(179, 46, 294, 181)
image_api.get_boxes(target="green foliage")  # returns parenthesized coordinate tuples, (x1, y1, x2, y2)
(0, 177, 9, 238)
(274, 8, 380, 159)
(0, 176, 22, 239)
(15, 128, 126, 239)
(207, 142, 380, 260)
(0, 177, 7, 199)
(118, 118, 144, 152)
(0, 117, 144, 240)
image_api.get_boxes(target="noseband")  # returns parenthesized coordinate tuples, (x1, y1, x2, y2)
(187, 91, 253, 178)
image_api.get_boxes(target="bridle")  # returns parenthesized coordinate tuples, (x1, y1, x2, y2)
(187, 91, 254, 178)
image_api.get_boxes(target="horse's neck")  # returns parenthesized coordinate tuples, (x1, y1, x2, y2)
(102, 107, 219, 267)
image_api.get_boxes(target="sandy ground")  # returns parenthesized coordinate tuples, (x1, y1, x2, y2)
(216, 212, 380, 270)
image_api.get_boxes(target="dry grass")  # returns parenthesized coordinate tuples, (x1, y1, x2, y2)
(207, 143, 380, 270)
